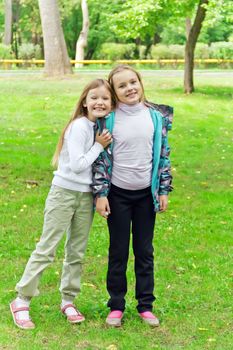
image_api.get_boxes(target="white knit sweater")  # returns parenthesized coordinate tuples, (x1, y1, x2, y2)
(52, 117, 103, 192)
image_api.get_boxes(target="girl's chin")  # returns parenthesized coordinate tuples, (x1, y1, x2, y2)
(126, 99, 140, 105)
(125, 95, 139, 102)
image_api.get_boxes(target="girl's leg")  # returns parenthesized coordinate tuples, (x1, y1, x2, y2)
(131, 187, 156, 313)
(15, 186, 75, 299)
(60, 192, 93, 301)
(107, 185, 132, 311)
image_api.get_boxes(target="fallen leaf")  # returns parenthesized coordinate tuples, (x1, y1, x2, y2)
(26, 180, 39, 186)
(106, 345, 117, 350)
(82, 282, 96, 288)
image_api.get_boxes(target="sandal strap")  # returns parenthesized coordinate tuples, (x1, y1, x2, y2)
(61, 303, 79, 314)
(13, 306, 29, 313)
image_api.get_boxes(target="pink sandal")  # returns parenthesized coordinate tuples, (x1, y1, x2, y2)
(61, 304, 85, 324)
(10, 300, 35, 330)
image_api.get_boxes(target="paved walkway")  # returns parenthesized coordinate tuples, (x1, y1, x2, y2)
(0, 69, 233, 78)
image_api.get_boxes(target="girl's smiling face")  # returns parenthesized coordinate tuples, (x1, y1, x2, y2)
(84, 85, 112, 121)
(112, 70, 143, 105)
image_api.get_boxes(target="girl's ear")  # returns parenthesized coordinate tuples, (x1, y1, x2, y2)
(83, 100, 87, 107)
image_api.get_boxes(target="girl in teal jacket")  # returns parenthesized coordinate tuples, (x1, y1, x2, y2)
(92, 65, 173, 327)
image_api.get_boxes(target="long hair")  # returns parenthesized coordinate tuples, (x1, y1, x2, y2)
(108, 64, 146, 103)
(52, 79, 113, 167)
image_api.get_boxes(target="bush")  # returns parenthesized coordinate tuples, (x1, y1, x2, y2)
(209, 42, 233, 59)
(151, 42, 233, 60)
(18, 43, 42, 60)
(151, 44, 184, 59)
(169, 45, 184, 59)
(0, 44, 14, 59)
(98, 43, 137, 60)
(195, 43, 210, 59)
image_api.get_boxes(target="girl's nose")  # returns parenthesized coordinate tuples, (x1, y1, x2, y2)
(96, 99, 103, 104)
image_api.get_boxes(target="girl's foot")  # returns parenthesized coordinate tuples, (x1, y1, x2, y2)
(106, 310, 123, 327)
(139, 311, 160, 327)
(10, 299, 35, 330)
(61, 303, 85, 324)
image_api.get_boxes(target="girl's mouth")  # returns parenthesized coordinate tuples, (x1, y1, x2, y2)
(126, 92, 137, 98)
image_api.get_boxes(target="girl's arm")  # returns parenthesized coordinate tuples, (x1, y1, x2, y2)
(158, 140, 173, 196)
(95, 197, 111, 219)
(91, 146, 112, 198)
(67, 120, 111, 173)
(158, 105, 173, 196)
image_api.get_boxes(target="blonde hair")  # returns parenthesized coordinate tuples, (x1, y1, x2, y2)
(52, 79, 113, 167)
(108, 64, 145, 102)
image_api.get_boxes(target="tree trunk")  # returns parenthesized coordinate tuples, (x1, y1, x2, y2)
(184, 0, 208, 93)
(3, 0, 12, 45)
(75, 0, 89, 68)
(12, 0, 20, 59)
(185, 18, 192, 39)
(38, 0, 72, 76)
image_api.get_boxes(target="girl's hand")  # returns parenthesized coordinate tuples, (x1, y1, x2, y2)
(96, 129, 112, 148)
(159, 195, 168, 212)
(96, 197, 111, 219)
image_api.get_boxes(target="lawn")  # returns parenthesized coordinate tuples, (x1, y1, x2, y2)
(0, 71, 232, 350)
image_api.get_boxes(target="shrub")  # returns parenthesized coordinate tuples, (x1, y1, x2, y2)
(195, 43, 210, 59)
(151, 44, 184, 59)
(169, 45, 184, 59)
(98, 43, 137, 60)
(18, 43, 42, 60)
(209, 42, 233, 59)
(0, 44, 14, 59)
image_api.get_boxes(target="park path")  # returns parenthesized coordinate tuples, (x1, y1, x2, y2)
(0, 69, 233, 78)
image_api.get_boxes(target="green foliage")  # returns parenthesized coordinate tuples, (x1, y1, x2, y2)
(0, 44, 14, 59)
(62, 5, 82, 58)
(0, 0, 232, 60)
(151, 44, 184, 59)
(18, 43, 42, 59)
(161, 23, 187, 45)
(195, 43, 210, 59)
(98, 42, 137, 60)
(0, 3, 4, 41)
(17, 0, 42, 44)
(109, 0, 164, 40)
(229, 33, 233, 42)
(209, 41, 233, 59)
(87, 0, 125, 59)
(199, 19, 233, 44)
(150, 42, 233, 59)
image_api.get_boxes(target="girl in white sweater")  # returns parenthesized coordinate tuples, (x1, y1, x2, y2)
(10, 79, 113, 329)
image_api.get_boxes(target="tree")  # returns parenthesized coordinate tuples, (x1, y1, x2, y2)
(75, 0, 89, 67)
(184, 0, 208, 93)
(3, 0, 12, 45)
(109, 0, 232, 93)
(38, 0, 72, 76)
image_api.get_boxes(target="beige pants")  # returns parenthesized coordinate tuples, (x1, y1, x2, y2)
(16, 185, 93, 301)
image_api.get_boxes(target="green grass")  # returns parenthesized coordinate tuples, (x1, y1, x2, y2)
(0, 72, 232, 350)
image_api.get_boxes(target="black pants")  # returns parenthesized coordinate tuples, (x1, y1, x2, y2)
(107, 184, 156, 313)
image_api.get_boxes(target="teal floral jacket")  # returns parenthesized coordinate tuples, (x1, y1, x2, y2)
(92, 102, 173, 212)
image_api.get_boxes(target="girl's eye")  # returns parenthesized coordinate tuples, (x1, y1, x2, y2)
(91, 96, 97, 100)
(103, 97, 110, 100)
